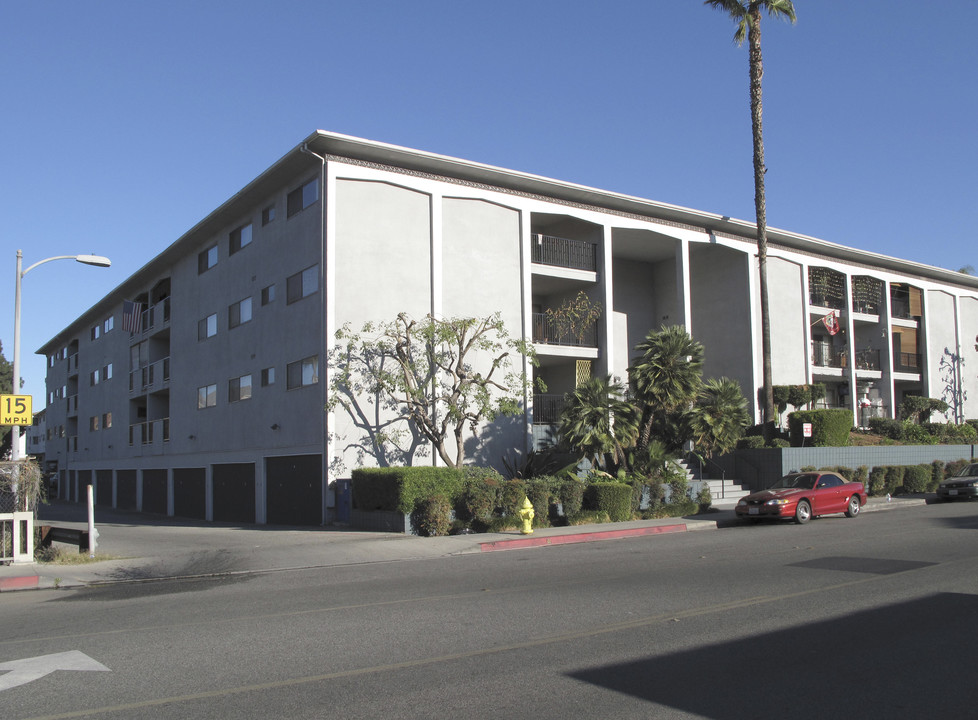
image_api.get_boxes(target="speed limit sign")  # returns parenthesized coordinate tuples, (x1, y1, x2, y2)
(1, 394, 32, 426)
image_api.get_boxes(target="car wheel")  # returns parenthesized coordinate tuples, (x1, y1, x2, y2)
(845, 496, 860, 518)
(795, 500, 812, 524)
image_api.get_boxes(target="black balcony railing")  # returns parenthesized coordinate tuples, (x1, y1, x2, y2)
(532, 313, 598, 347)
(811, 342, 845, 368)
(854, 349, 881, 370)
(532, 234, 597, 272)
(895, 352, 921, 373)
(533, 394, 566, 424)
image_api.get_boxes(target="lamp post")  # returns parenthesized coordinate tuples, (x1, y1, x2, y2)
(10, 250, 111, 462)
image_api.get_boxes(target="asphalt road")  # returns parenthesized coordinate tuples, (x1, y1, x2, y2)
(2, 500, 977, 719)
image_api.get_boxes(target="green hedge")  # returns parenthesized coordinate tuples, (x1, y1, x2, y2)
(352, 467, 466, 514)
(788, 409, 852, 447)
(583, 482, 632, 522)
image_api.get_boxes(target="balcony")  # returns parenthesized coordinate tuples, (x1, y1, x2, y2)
(853, 349, 881, 371)
(532, 234, 597, 272)
(808, 267, 846, 310)
(894, 352, 921, 374)
(811, 342, 845, 369)
(129, 418, 170, 446)
(851, 277, 883, 315)
(532, 313, 598, 347)
(129, 357, 171, 393)
(66, 394, 78, 416)
(533, 393, 566, 424)
(131, 297, 171, 336)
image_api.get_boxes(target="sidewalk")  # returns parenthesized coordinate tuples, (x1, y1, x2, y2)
(0, 496, 927, 593)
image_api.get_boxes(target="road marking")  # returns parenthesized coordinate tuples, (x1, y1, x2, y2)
(0, 651, 109, 692)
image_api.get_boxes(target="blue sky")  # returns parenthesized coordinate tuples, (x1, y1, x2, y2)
(2, 0, 976, 404)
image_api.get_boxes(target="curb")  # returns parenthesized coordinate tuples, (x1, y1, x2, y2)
(480, 522, 690, 552)
(0, 575, 40, 592)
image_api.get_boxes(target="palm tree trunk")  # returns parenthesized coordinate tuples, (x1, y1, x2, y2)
(748, 4, 776, 433)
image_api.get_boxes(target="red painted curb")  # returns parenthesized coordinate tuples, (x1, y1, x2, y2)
(0, 575, 40, 592)
(480, 523, 687, 552)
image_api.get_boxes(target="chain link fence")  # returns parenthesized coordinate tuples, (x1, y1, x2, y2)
(1, 459, 42, 563)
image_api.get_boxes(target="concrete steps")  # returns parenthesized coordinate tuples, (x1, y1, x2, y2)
(703, 478, 751, 508)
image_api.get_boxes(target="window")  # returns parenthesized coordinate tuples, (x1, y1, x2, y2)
(229, 223, 253, 255)
(198, 313, 218, 340)
(261, 284, 275, 306)
(228, 297, 253, 329)
(90, 369, 100, 386)
(104, 363, 113, 380)
(261, 367, 275, 386)
(287, 177, 318, 217)
(262, 205, 276, 226)
(103, 412, 112, 429)
(104, 316, 114, 333)
(287, 265, 318, 304)
(229, 374, 253, 402)
(91, 324, 101, 341)
(90, 416, 99, 431)
(287, 356, 318, 389)
(198, 245, 218, 274)
(197, 383, 217, 409)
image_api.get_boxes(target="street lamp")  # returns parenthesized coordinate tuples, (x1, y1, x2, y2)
(10, 250, 112, 461)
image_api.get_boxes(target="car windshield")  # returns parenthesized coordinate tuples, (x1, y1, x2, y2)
(954, 464, 978, 477)
(771, 474, 817, 490)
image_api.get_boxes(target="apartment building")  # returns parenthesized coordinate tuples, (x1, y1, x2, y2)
(38, 131, 978, 525)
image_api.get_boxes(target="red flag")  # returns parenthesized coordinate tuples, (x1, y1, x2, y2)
(822, 311, 840, 336)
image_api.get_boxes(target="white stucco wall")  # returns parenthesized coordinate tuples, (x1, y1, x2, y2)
(689, 244, 755, 398)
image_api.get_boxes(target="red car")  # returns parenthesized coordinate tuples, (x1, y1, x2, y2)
(735, 471, 867, 524)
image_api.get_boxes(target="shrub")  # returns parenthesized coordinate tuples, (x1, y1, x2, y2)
(411, 495, 452, 537)
(855, 466, 869, 486)
(558, 480, 585, 516)
(923, 422, 978, 444)
(696, 484, 712, 510)
(455, 479, 498, 523)
(737, 436, 765, 449)
(902, 422, 936, 445)
(944, 459, 971, 479)
(867, 417, 904, 440)
(899, 396, 949, 424)
(524, 480, 552, 527)
(884, 466, 905, 494)
(768, 438, 790, 448)
(903, 465, 931, 494)
(930, 461, 945, 492)
(583, 482, 632, 522)
(868, 467, 887, 496)
(499, 479, 528, 517)
(352, 467, 465, 514)
(788, 409, 852, 447)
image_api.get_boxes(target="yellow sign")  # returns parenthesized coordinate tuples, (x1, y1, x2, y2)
(1, 395, 32, 426)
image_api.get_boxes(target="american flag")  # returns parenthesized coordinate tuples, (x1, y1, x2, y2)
(122, 300, 143, 334)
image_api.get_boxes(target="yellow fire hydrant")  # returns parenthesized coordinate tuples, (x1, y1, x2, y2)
(519, 496, 535, 535)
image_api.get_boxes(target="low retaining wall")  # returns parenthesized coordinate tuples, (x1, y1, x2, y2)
(716, 445, 977, 492)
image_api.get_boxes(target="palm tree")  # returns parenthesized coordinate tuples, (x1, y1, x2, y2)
(557, 375, 637, 471)
(705, 0, 796, 432)
(629, 325, 705, 453)
(691, 377, 752, 457)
